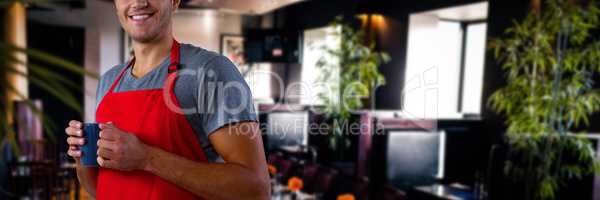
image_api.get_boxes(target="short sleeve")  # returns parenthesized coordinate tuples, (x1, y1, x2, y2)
(95, 65, 122, 110)
(95, 77, 105, 109)
(198, 55, 258, 135)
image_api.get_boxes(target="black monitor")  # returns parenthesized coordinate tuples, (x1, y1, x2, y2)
(264, 112, 309, 150)
(243, 29, 300, 63)
(385, 130, 446, 190)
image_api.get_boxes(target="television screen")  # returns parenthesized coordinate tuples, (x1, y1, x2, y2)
(386, 130, 446, 190)
(265, 112, 309, 150)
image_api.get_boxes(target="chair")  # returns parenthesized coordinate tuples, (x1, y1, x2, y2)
(382, 185, 407, 200)
(299, 164, 319, 186)
(486, 144, 509, 200)
(306, 167, 338, 194)
(267, 151, 283, 165)
(277, 159, 294, 181)
(353, 176, 370, 200)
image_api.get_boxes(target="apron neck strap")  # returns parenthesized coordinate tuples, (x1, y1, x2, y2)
(167, 39, 181, 74)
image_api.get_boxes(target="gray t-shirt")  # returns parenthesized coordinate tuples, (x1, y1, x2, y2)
(95, 43, 257, 163)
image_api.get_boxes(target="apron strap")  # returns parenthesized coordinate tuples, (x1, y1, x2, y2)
(106, 39, 181, 94)
(167, 40, 181, 74)
(106, 57, 135, 95)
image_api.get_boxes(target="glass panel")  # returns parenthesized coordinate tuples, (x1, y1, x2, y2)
(242, 63, 272, 101)
(403, 16, 462, 119)
(461, 23, 487, 114)
(300, 26, 340, 105)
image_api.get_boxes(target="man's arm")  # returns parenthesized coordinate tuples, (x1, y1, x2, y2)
(96, 122, 270, 200)
(145, 121, 270, 200)
(74, 159, 98, 197)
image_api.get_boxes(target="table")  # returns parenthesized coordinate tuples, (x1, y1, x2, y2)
(271, 184, 317, 200)
(412, 184, 475, 200)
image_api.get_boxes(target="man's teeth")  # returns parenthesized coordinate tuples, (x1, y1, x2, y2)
(131, 15, 149, 20)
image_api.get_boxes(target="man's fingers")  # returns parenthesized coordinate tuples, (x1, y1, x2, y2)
(97, 139, 118, 151)
(98, 156, 116, 169)
(67, 149, 81, 158)
(99, 122, 115, 131)
(66, 120, 83, 159)
(66, 137, 85, 146)
(99, 130, 120, 141)
(69, 120, 82, 128)
(65, 127, 82, 137)
(97, 148, 116, 160)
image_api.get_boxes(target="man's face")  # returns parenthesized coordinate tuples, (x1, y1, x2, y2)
(115, 0, 178, 43)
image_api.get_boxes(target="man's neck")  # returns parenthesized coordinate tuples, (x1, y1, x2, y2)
(131, 34, 174, 78)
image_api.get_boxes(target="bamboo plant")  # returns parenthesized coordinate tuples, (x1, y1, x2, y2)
(316, 16, 390, 155)
(488, 0, 600, 199)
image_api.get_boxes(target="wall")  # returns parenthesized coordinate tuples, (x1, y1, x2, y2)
(173, 10, 242, 52)
(372, 16, 408, 110)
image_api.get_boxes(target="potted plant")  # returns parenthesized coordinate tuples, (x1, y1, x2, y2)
(315, 16, 390, 161)
(488, 0, 600, 199)
(1, 0, 97, 164)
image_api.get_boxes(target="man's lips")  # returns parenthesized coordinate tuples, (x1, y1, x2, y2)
(128, 12, 155, 22)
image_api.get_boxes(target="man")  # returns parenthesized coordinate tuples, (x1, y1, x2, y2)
(64, 0, 270, 199)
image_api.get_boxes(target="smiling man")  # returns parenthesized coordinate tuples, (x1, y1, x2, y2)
(64, 0, 270, 199)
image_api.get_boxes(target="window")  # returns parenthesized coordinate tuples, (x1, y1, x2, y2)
(300, 26, 341, 105)
(403, 2, 488, 119)
(239, 63, 273, 102)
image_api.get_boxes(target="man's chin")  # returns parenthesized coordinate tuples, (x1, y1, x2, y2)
(130, 33, 159, 43)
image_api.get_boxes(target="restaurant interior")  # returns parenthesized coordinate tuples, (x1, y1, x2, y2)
(2, 0, 600, 199)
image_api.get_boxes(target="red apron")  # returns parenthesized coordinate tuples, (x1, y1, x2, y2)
(95, 40, 208, 200)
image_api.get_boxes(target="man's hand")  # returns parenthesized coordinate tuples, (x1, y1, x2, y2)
(65, 120, 98, 197)
(97, 123, 150, 171)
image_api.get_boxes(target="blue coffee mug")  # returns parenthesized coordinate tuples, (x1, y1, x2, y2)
(81, 123, 99, 167)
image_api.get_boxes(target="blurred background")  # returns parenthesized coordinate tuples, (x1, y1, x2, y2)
(1, 0, 600, 200)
